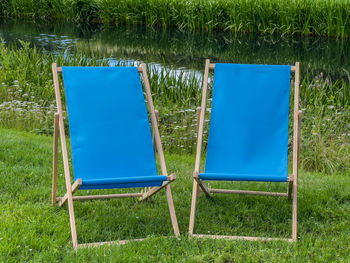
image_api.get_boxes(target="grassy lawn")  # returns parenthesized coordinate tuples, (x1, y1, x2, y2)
(0, 128, 349, 262)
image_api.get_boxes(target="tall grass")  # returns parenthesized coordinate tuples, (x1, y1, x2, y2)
(0, 42, 349, 174)
(1, 0, 350, 38)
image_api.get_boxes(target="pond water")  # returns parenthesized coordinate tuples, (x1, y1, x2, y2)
(1, 19, 350, 81)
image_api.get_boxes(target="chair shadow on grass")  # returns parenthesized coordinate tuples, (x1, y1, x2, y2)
(66, 188, 175, 245)
(194, 181, 293, 239)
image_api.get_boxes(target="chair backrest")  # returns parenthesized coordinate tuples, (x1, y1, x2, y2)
(62, 67, 158, 189)
(204, 63, 291, 182)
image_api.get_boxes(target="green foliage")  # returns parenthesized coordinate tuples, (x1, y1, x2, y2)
(0, 128, 350, 262)
(0, 41, 109, 104)
(0, 0, 11, 17)
(74, 0, 101, 25)
(1, 0, 350, 37)
(0, 42, 349, 174)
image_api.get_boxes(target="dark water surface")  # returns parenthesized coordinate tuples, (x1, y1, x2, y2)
(1, 19, 349, 80)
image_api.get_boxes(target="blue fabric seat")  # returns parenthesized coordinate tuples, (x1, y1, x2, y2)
(62, 66, 166, 190)
(200, 63, 291, 182)
(199, 173, 286, 182)
(81, 175, 168, 188)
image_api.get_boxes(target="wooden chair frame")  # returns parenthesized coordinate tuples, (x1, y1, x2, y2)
(51, 63, 180, 249)
(189, 59, 302, 242)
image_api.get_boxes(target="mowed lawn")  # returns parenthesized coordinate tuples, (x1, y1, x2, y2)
(0, 128, 349, 262)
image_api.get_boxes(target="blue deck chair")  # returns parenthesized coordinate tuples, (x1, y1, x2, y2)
(189, 60, 302, 242)
(51, 63, 179, 249)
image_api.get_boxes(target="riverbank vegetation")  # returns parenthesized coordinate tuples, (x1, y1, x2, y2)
(0, 42, 349, 174)
(1, 0, 350, 38)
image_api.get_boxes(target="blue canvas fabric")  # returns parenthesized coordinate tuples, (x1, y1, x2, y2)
(200, 63, 291, 182)
(62, 67, 167, 189)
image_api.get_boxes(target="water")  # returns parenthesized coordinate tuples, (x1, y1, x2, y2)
(1, 19, 350, 81)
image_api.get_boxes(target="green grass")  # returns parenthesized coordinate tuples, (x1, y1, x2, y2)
(1, 0, 350, 38)
(1, 128, 350, 262)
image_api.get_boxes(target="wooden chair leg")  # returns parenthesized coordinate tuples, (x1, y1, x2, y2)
(141, 174, 176, 201)
(58, 179, 82, 207)
(147, 110, 159, 201)
(287, 181, 293, 200)
(152, 110, 159, 156)
(193, 172, 213, 198)
(67, 193, 78, 249)
(52, 113, 59, 206)
(189, 180, 199, 235)
(196, 107, 201, 133)
(292, 180, 298, 241)
(165, 184, 180, 236)
(196, 107, 202, 198)
(148, 110, 160, 201)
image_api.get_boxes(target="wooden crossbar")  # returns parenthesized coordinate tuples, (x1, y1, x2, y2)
(209, 63, 297, 72)
(192, 234, 294, 242)
(56, 66, 144, 73)
(209, 188, 288, 197)
(57, 192, 143, 202)
(76, 238, 145, 249)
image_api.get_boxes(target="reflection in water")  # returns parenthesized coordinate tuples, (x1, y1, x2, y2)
(1, 19, 350, 81)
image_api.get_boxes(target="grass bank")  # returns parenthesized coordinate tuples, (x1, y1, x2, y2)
(0, 128, 350, 262)
(0, 42, 349, 174)
(1, 0, 350, 38)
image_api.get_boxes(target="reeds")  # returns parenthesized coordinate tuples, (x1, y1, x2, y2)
(1, 0, 350, 37)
